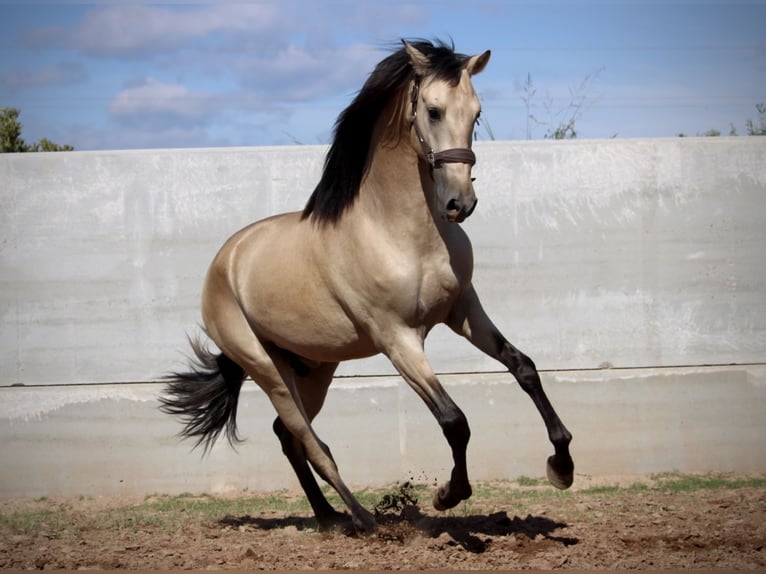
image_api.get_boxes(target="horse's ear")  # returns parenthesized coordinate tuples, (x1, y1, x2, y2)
(403, 40, 430, 76)
(467, 50, 491, 76)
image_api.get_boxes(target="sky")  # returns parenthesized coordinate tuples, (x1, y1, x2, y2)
(1, 0, 765, 151)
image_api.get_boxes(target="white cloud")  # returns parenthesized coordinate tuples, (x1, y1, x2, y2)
(105, 78, 297, 145)
(12, 1, 433, 149)
(109, 78, 218, 129)
(36, 4, 281, 58)
(235, 42, 382, 101)
(23, 2, 425, 60)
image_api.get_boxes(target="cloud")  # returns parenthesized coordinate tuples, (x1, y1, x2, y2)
(109, 78, 219, 129)
(2, 61, 87, 90)
(22, 2, 425, 59)
(17, 1, 427, 103)
(106, 77, 295, 144)
(14, 1, 432, 149)
(235, 42, 383, 101)
(24, 4, 281, 58)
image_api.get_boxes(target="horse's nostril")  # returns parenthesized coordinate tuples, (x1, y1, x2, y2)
(446, 198, 461, 213)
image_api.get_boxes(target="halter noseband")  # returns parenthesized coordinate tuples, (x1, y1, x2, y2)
(409, 76, 477, 170)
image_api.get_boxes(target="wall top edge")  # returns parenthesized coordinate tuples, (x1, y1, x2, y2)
(1, 136, 761, 159)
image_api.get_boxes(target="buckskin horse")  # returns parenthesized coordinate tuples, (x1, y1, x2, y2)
(161, 39, 574, 533)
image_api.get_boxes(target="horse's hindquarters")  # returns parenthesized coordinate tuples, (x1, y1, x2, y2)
(201, 212, 377, 365)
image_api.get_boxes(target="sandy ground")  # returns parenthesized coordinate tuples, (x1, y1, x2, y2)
(1, 475, 765, 570)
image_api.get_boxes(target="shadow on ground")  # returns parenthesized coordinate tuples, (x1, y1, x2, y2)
(218, 504, 579, 553)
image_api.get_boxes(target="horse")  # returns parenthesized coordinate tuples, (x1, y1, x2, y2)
(160, 39, 573, 534)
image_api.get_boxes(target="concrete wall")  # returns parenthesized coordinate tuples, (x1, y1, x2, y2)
(1, 138, 765, 498)
(2, 366, 764, 499)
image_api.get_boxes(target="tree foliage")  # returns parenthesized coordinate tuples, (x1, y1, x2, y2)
(1, 107, 73, 152)
(1, 108, 26, 152)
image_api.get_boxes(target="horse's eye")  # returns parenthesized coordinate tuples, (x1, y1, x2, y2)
(427, 107, 441, 122)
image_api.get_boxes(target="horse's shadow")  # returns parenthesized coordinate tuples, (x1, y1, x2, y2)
(218, 505, 578, 553)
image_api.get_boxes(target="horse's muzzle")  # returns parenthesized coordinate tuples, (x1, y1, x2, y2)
(446, 197, 478, 223)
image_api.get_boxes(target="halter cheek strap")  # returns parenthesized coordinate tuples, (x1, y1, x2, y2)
(409, 77, 477, 169)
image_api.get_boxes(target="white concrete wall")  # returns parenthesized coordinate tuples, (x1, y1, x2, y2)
(1, 138, 765, 498)
(1, 366, 764, 498)
(2, 139, 765, 386)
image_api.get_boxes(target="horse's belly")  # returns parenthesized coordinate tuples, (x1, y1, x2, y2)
(250, 297, 377, 363)
(237, 262, 377, 363)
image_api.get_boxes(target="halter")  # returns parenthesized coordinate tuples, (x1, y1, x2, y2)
(409, 76, 477, 171)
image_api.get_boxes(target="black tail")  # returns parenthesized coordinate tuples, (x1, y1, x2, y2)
(160, 337, 246, 454)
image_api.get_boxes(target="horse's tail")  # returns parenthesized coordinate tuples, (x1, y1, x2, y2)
(159, 336, 247, 454)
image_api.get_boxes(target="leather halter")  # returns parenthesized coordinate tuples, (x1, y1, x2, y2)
(409, 76, 477, 170)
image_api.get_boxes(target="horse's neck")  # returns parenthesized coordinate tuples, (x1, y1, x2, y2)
(349, 142, 473, 290)
(357, 143, 445, 248)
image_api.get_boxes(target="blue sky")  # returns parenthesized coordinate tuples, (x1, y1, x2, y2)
(2, 1, 765, 150)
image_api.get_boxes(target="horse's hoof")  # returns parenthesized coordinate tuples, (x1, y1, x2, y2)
(546, 454, 574, 490)
(352, 508, 376, 535)
(433, 488, 450, 511)
(432, 481, 471, 511)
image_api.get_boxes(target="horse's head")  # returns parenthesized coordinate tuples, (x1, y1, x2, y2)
(405, 41, 490, 223)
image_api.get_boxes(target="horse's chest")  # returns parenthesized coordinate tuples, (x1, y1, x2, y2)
(415, 260, 463, 320)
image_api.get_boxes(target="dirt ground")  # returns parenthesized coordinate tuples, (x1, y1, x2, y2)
(1, 474, 765, 570)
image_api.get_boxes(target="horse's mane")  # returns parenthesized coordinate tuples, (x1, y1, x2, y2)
(302, 39, 470, 225)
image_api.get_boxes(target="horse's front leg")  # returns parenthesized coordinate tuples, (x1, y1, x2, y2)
(386, 333, 473, 511)
(448, 286, 574, 489)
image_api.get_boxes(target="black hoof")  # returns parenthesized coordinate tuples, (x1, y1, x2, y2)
(433, 480, 472, 511)
(546, 454, 574, 490)
(351, 507, 376, 535)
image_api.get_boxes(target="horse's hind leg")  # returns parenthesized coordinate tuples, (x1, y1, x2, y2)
(265, 363, 375, 533)
(271, 362, 347, 528)
(273, 418, 346, 525)
(448, 286, 574, 489)
(202, 281, 374, 532)
(233, 345, 374, 533)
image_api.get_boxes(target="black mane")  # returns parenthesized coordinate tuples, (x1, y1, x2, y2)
(302, 39, 470, 225)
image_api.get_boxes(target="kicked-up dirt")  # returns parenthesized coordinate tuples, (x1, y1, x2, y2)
(1, 473, 765, 570)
